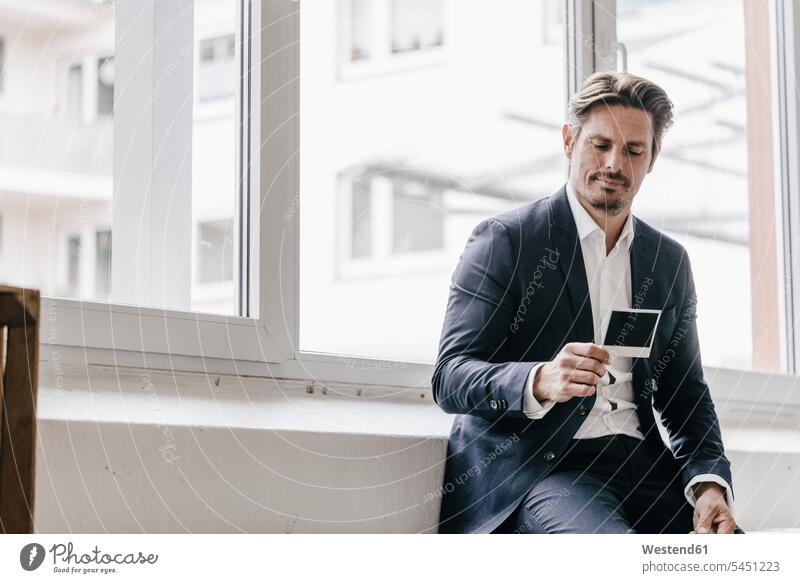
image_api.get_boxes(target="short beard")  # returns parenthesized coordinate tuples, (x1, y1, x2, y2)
(573, 181, 628, 216)
(587, 195, 627, 215)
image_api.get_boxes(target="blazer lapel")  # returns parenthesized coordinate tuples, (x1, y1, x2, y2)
(547, 186, 595, 344)
(629, 216, 658, 312)
(629, 216, 661, 400)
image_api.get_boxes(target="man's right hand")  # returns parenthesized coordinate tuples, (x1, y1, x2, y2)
(531, 342, 612, 403)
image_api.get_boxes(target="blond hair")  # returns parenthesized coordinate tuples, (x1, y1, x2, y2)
(567, 71, 674, 157)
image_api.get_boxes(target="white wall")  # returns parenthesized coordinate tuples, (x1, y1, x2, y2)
(31, 360, 800, 533)
(33, 363, 448, 533)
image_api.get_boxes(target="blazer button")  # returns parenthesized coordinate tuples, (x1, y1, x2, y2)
(544, 451, 556, 463)
(578, 405, 587, 416)
(490, 400, 498, 410)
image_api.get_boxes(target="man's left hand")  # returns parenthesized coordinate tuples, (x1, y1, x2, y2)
(690, 482, 736, 534)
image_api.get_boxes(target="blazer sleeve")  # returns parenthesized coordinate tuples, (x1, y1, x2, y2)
(652, 250, 733, 495)
(431, 218, 539, 420)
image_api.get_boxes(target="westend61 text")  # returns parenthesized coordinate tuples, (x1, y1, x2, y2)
(642, 544, 708, 555)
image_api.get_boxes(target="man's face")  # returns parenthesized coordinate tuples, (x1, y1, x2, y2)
(562, 104, 657, 215)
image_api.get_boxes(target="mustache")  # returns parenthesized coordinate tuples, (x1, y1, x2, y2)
(592, 172, 629, 187)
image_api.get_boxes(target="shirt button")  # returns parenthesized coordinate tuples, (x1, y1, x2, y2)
(544, 451, 556, 463)
(578, 405, 588, 416)
(490, 400, 498, 410)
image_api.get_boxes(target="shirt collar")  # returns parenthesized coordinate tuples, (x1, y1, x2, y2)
(565, 180, 635, 249)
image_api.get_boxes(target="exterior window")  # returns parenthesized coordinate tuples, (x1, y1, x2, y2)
(340, 0, 444, 71)
(616, 0, 763, 369)
(0, 1, 240, 315)
(97, 56, 114, 116)
(390, 0, 443, 54)
(392, 177, 444, 253)
(95, 230, 112, 299)
(197, 218, 234, 284)
(0, 0, 789, 376)
(66, 64, 83, 118)
(65, 235, 81, 297)
(351, 179, 372, 258)
(345, 173, 444, 262)
(307, 1, 565, 361)
(0, 37, 5, 92)
(348, 0, 371, 61)
(198, 34, 236, 101)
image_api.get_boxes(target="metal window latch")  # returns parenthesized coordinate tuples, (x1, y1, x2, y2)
(614, 41, 628, 73)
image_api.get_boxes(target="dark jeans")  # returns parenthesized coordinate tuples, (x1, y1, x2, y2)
(502, 434, 744, 534)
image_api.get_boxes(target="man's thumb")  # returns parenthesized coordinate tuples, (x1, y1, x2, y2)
(695, 508, 713, 534)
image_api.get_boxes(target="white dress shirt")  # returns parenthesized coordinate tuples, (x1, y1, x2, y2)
(522, 181, 733, 511)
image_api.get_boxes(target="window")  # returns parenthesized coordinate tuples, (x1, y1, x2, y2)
(95, 230, 112, 300)
(339, 0, 444, 74)
(392, 176, 444, 253)
(0, 3, 114, 303)
(304, 0, 566, 362)
(0, 37, 5, 92)
(197, 218, 234, 284)
(66, 63, 83, 118)
(610, 0, 777, 371)
(350, 176, 373, 258)
(192, 2, 238, 314)
(0, 0, 793, 384)
(390, 0, 443, 54)
(197, 34, 236, 101)
(0, 1, 240, 312)
(0, 0, 276, 362)
(97, 56, 114, 116)
(341, 170, 445, 266)
(65, 235, 82, 298)
(348, 0, 371, 61)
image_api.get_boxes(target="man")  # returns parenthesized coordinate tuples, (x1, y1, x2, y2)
(432, 71, 741, 534)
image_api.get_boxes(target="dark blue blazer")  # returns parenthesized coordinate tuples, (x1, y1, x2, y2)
(432, 184, 733, 534)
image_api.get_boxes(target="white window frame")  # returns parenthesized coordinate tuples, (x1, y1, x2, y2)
(773, 0, 800, 373)
(39, 0, 800, 405)
(43, 0, 284, 365)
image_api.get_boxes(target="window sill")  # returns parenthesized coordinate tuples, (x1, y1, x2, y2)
(37, 360, 450, 439)
(37, 351, 800, 446)
(40, 341, 800, 412)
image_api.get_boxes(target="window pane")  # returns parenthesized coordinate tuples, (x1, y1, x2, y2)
(618, 0, 774, 370)
(95, 229, 112, 300)
(198, 34, 236, 101)
(96, 56, 114, 117)
(0, 0, 242, 316)
(391, 176, 444, 253)
(66, 235, 82, 297)
(0, 36, 5, 92)
(350, 177, 372, 258)
(349, 0, 372, 61)
(301, 0, 566, 362)
(196, 218, 234, 283)
(192, 0, 239, 315)
(0, 2, 113, 301)
(391, 0, 443, 53)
